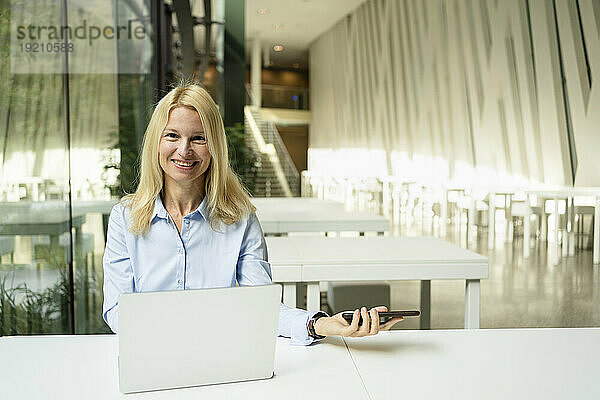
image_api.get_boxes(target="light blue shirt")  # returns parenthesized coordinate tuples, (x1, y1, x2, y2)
(102, 195, 323, 345)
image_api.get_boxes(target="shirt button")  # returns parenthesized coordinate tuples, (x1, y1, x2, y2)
(177, 279, 183, 285)
(178, 248, 183, 254)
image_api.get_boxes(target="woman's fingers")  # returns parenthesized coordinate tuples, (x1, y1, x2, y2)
(373, 305, 388, 313)
(359, 307, 370, 335)
(350, 307, 370, 337)
(380, 317, 403, 331)
(339, 306, 402, 337)
(342, 309, 360, 336)
(369, 308, 380, 335)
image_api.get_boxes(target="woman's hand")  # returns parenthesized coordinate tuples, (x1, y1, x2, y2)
(313, 306, 403, 338)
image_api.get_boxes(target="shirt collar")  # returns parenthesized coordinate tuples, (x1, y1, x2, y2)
(152, 194, 210, 222)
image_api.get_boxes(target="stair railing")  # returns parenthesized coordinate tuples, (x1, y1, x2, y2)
(244, 107, 293, 197)
(253, 116, 300, 195)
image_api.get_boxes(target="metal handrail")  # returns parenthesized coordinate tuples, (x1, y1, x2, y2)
(244, 83, 309, 110)
(253, 118, 300, 185)
(244, 107, 294, 197)
(250, 111, 300, 195)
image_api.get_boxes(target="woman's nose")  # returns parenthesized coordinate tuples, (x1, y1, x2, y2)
(177, 140, 192, 155)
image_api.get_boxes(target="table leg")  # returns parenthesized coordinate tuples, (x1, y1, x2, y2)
(392, 189, 400, 226)
(419, 280, 431, 330)
(282, 283, 297, 308)
(440, 190, 447, 238)
(563, 197, 571, 258)
(568, 196, 575, 256)
(594, 198, 600, 264)
(382, 181, 390, 218)
(505, 194, 512, 243)
(465, 279, 480, 329)
(524, 195, 531, 259)
(488, 193, 495, 249)
(102, 213, 110, 243)
(468, 197, 476, 244)
(306, 282, 321, 311)
(551, 197, 559, 265)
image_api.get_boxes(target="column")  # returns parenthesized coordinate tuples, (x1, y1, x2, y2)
(524, 194, 531, 259)
(488, 192, 495, 249)
(251, 38, 262, 108)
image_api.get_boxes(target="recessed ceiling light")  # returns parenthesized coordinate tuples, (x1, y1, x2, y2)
(292, 62, 300, 68)
(272, 24, 284, 31)
(273, 44, 284, 52)
(257, 8, 269, 15)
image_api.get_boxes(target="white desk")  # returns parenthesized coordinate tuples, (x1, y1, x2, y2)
(0, 335, 367, 400)
(346, 328, 600, 400)
(0, 199, 118, 256)
(257, 209, 389, 235)
(251, 197, 345, 212)
(3, 329, 598, 399)
(267, 236, 488, 329)
(523, 188, 600, 264)
(251, 197, 388, 234)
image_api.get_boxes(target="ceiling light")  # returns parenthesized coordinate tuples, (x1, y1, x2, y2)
(292, 62, 300, 68)
(272, 24, 283, 31)
(273, 45, 284, 52)
(257, 8, 269, 15)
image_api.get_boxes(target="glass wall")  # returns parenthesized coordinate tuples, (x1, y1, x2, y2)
(0, 0, 157, 335)
(1, 0, 231, 335)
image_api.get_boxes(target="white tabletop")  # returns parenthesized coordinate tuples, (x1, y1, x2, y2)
(266, 236, 488, 281)
(251, 196, 388, 234)
(345, 328, 600, 400)
(2, 329, 597, 399)
(251, 197, 345, 212)
(0, 335, 367, 400)
(258, 209, 389, 234)
(524, 187, 600, 197)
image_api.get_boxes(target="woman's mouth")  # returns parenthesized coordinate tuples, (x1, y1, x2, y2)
(172, 159, 198, 169)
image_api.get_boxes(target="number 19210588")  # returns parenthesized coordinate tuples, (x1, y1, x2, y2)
(19, 42, 74, 53)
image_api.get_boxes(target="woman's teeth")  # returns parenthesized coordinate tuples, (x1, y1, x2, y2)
(172, 160, 196, 167)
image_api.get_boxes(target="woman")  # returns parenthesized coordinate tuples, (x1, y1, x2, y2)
(102, 83, 403, 345)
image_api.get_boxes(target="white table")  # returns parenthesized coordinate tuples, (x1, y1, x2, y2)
(251, 197, 345, 212)
(257, 209, 389, 235)
(523, 188, 600, 264)
(3, 329, 598, 399)
(251, 197, 388, 234)
(0, 335, 367, 400)
(267, 236, 488, 329)
(346, 328, 600, 400)
(486, 190, 518, 248)
(0, 199, 118, 256)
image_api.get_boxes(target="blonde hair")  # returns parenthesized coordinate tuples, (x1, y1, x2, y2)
(122, 83, 255, 235)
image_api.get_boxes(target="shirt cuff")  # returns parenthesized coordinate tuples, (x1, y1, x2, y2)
(290, 310, 330, 346)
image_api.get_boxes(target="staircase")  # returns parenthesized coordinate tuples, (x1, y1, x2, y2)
(244, 107, 300, 197)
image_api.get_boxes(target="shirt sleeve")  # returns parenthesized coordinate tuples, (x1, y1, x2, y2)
(102, 204, 135, 333)
(236, 212, 325, 345)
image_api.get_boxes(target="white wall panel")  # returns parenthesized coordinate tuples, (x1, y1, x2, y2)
(310, 0, 600, 186)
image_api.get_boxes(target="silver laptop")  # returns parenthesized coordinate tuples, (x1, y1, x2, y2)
(118, 284, 281, 393)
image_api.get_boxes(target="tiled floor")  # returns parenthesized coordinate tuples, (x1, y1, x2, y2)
(387, 221, 600, 330)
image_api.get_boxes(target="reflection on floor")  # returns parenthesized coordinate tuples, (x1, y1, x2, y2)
(387, 221, 600, 330)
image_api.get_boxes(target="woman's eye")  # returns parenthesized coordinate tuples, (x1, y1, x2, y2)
(164, 132, 178, 139)
(193, 136, 206, 143)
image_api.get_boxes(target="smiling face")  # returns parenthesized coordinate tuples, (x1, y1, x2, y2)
(158, 106, 211, 190)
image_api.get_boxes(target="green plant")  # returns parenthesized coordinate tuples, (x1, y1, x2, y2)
(226, 123, 260, 195)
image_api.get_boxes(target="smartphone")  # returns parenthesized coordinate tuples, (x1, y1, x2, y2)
(342, 310, 420, 325)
